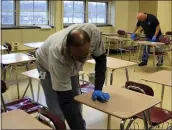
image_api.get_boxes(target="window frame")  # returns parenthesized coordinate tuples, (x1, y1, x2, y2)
(63, 1, 110, 26)
(1, 0, 16, 27)
(1, 0, 53, 28)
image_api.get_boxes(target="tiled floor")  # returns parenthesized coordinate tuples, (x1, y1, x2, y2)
(2, 52, 172, 129)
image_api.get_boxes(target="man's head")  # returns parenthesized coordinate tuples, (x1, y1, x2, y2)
(66, 29, 91, 63)
(136, 13, 147, 22)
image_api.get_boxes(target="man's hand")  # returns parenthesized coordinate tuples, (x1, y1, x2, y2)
(92, 90, 110, 103)
(152, 36, 157, 42)
(131, 33, 136, 40)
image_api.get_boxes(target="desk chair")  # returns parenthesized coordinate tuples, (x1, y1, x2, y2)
(125, 81, 172, 130)
(1, 80, 47, 113)
(3, 42, 12, 54)
(117, 30, 138, 61)
(148, 36, 171, 67)
(37, 108, 66, 130)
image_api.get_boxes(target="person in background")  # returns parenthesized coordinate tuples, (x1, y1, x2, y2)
(131, 13, 163, 66)
(36, 23, 110, 129)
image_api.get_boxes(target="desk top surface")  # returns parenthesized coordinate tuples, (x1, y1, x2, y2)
(1, 53, 36, 65)
(24, 42, 44, 48)
(104, 36, 131, 41)
(87, 57, 137, 69)
(75, 87, 160, 119)
(22, 69, 85, 80)
(22, 69, 40, 80)
(141, 70, 172, 87)
(2, 109, 52, 129)
(136, 41, 165, 46)
(0, 45, 7, 50)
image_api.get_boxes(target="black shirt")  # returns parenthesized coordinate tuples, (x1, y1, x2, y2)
(136, 13, 162, 39)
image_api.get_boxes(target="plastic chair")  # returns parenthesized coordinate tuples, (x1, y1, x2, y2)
(37, 108, 66, 130)
(117, 30, 138, 61)
(125, 81, 172, 129)
(1, 80, 47, 113)
(148, 36, 171, 67)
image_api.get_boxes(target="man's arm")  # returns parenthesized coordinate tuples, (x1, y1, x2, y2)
(154, 24, 160, 37)
(92, 53, 106, 91)
(133, 26, 139, 33)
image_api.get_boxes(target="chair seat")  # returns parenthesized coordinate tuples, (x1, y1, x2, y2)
(148, 52, 167, 55)
(5, 98, 47, 113)
(136, 107, 172, 126)
(80, 84, 95, 93)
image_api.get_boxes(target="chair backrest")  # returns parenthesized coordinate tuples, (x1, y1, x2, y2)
(166, 31, 172, 35)
(3, 42, 12, 53)
(38, 108, 66, 130)
(159, 36, 170, 45)
(117, 30, 126, 37)
(125, 81, 154, 96)
(1, 80, 7, 93)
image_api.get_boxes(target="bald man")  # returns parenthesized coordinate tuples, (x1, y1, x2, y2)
(36, 23, 110, 129)
(131, 13, 163, 66)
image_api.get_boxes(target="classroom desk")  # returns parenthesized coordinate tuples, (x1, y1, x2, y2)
(141, 70, 172, 108)
(2, 109, 52, 129)
(86, 57, 137, 85)
(24, 42, 44, 49)
(104, 36, 131, 56)
(1, 53, 36, 99)
(136, 41, 165, 67)
(102, 33, 117, 36)
(22, 69, 85, 102)
(75, 86, 161, 130)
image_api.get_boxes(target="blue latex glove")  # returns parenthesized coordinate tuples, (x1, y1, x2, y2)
(130, 33, 136, 40)
(92, 90, 110, 102)
(152, 36, 157, 42)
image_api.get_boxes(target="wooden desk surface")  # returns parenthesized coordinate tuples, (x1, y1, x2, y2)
(1, 53, 36, 65)
(22, 69, 40, 81)
(2, 109, 52, 129)
(22, 69, 85, 81)
(0, 45, 7, 50)
(141, 70, 172, 87)
(104, 36, 131, 41)
(102, 33, 117, 36)
(136, 41, 165, 46)
(87, 57, 137, 70)
(24, 42, 44, 49)
(75, 87, 160, 119)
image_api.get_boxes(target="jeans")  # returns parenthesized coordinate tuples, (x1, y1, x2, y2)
(142, 37, 163, 64)
(37, 63, 86, 129)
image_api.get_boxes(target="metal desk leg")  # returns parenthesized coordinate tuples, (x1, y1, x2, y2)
(137, 45, 142, 63)
(26, 63, 35, 101)
(110, 69, 115, 85)
(22, 82, 30, 98)
(107, 114, 111, 129)
(143, 111, 149, 130)
(37, 81, 41, 102)
(3, 65, 8, 81)
(15, 65, 20, 99)
(125, 68, 129, 81)
(160, 85, 165, 108)
(153, 47, 156, 67)
(107, 39, 110, 56)
(120, 119, 126, 130)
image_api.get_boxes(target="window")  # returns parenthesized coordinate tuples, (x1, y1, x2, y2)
(1, 0, 53, 27)
(20, 1, 48, 25)
(1, 0, 15, 25)
(88, 2, 107, 24)
(63, 1, 109, 25)
(63, 1, 84, 24)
